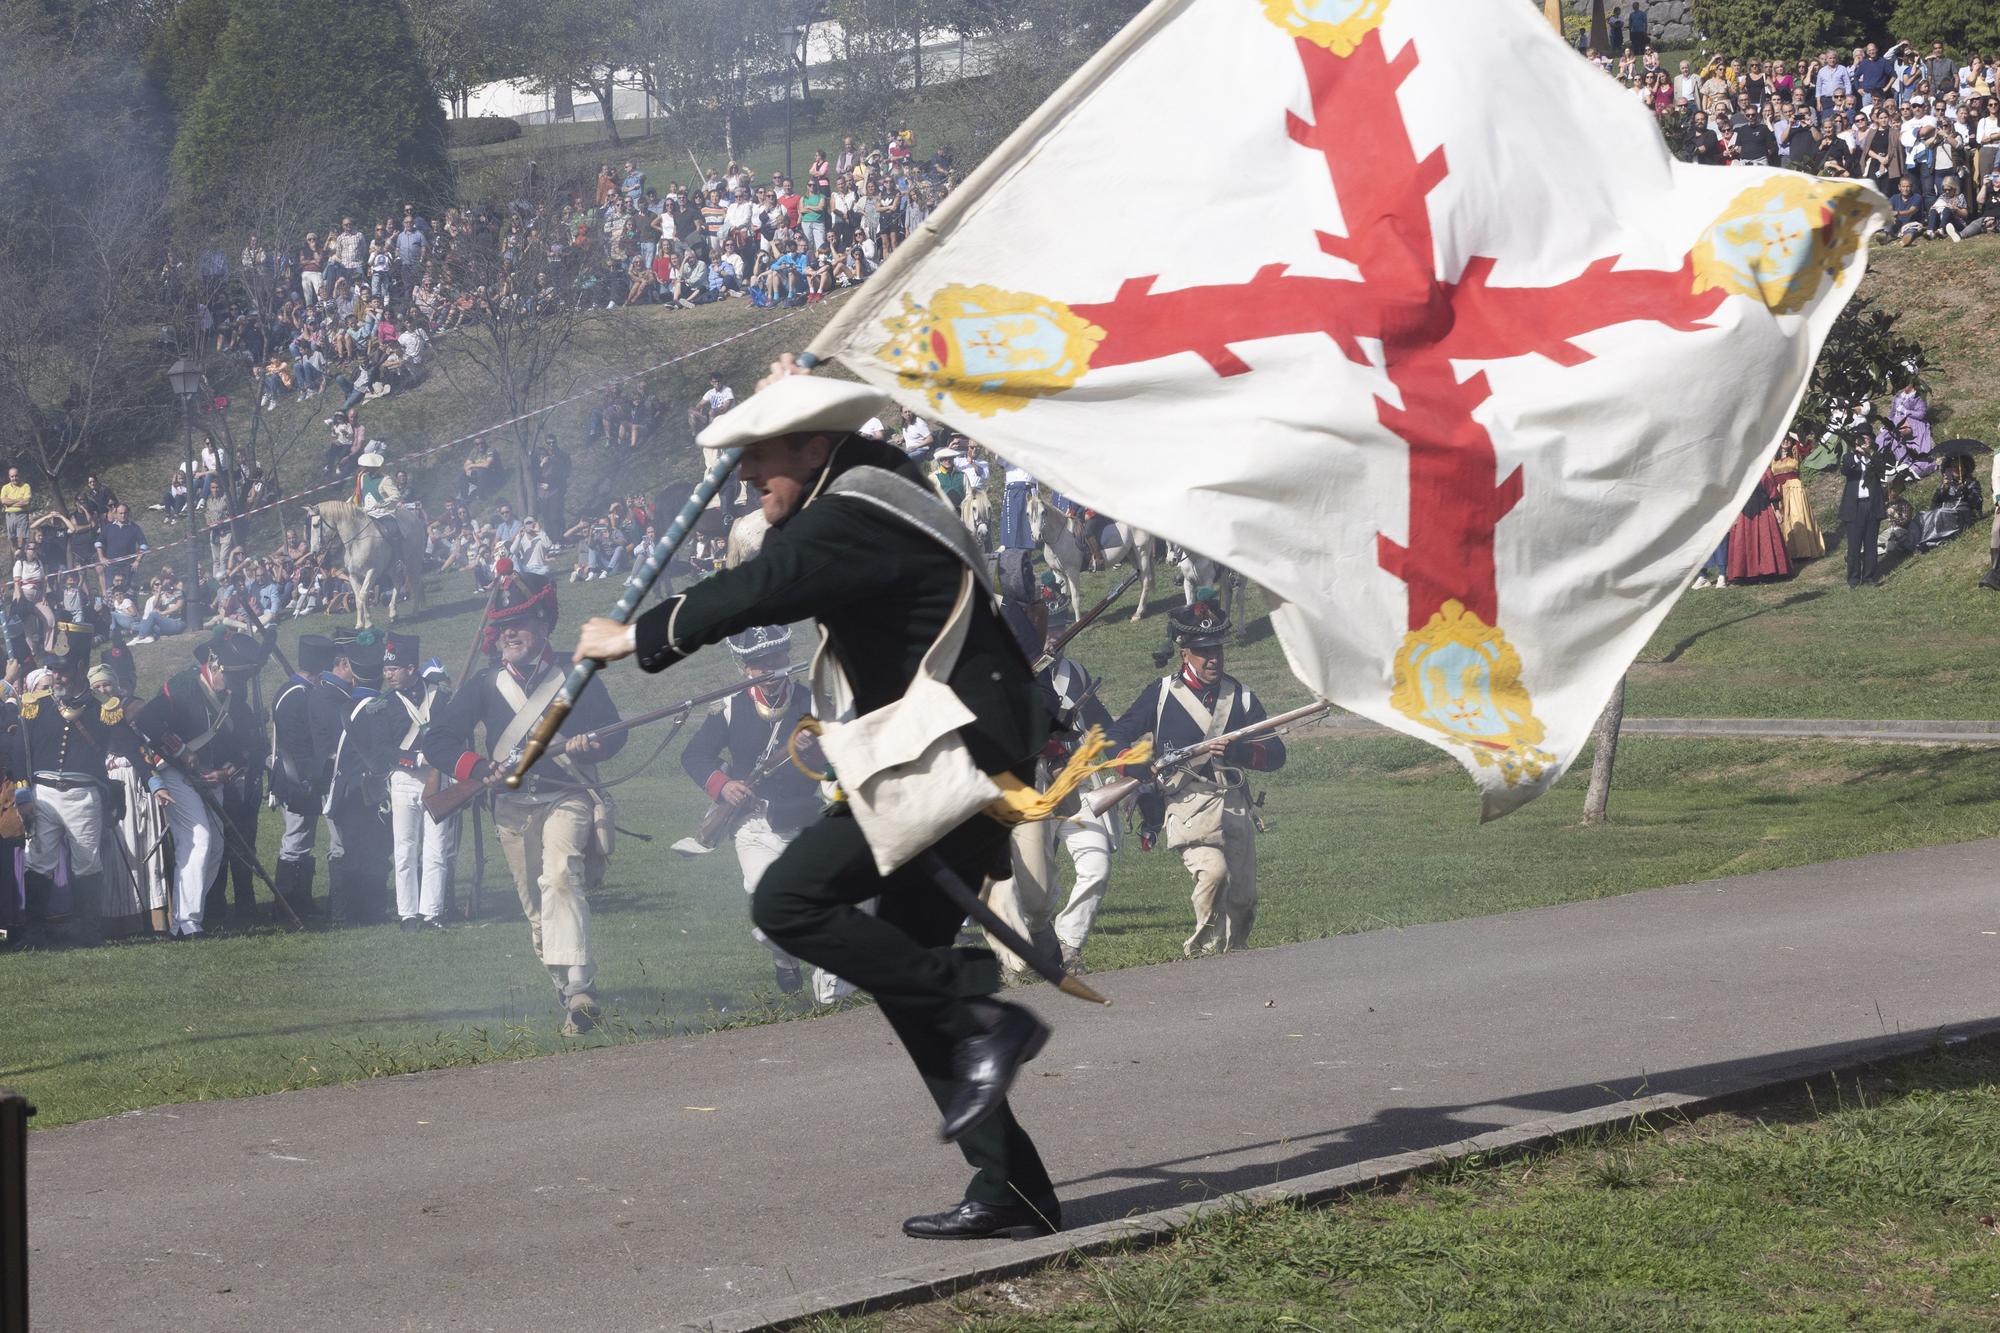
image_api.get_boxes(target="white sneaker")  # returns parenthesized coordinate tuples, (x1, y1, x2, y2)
(130, 635, 155, 644)
(1947, 223, 1961, 242)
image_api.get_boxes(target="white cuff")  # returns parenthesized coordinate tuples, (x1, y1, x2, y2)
(622, 623, 638, 656)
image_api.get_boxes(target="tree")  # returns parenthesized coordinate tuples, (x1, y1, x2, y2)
(0, 4, 175, 506)
(409, 0, 529, 118)
(1791, 295, 1928, 449)
(431, 147, 612, 516)
(169, 0, 452, 235)
(1886, 0, 2000, 54)
(145, 0, 235, 116)
(1580, 674, 1626, 825)
(1690, 0, 1894, 56)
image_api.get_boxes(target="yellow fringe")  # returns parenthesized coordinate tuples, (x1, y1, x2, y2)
(985, 727, 1151, 825)
(787, 718, 1151, 826)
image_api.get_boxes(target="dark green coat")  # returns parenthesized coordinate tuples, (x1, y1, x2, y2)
(634, 436, 1047, 778)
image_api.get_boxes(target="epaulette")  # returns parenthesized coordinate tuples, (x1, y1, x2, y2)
(99, 698, 125, 727)
(19, 700, 38, 720)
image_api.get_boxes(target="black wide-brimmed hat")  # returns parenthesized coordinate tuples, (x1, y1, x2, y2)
(1168, 597, 1229, 649)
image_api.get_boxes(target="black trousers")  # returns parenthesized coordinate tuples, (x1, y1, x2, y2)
(1845, 513, 1881, 585)
(752, 808, 1057, 1210)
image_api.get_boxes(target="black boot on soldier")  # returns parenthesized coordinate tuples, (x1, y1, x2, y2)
(939, 998, 1051, 1144)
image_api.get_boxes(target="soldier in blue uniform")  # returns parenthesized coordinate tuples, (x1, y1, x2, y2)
(344, 632, 459, 929)
(1105, 600, 1286, 956)
(132, 635, 263, 938)
(205, 631, 271, 925)
(268, 634, 334, 917)
(676, 625, 843, 1000)
(9, 622, 137, 947)
(423, 571, 625, 1032)
(320, 640, 390, 920)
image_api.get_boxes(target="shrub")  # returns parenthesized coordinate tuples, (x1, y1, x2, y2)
(447, 116, 524, 149)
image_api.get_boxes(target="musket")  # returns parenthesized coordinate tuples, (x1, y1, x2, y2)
(1083, 701, 1331, 818)
(507, 442, 746, 788)
(228, 573, 295, 679)
(1033, 569, 1139, 673)
(115, 717, 305, 929)
(433, 663, 805, 823)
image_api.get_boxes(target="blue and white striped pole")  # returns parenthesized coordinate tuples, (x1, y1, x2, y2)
(505, 443, 744, 788)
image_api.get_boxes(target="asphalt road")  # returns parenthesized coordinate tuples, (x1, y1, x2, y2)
(26, 837, 2000, 1332)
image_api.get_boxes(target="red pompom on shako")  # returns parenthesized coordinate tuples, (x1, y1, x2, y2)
(478, 567, 557, 657)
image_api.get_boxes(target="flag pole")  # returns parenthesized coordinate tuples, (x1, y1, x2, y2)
(506, 446, 743, 787)
(805, 0, 1199, 362)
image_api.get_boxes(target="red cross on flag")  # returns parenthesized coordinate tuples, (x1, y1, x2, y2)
(807, 0, 1886, 817)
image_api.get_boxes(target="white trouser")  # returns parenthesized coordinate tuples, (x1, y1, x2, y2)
(26, 783, 104, 878)
(735, 813, 860, 1005)
(157, 766, 222, 935)
(389, 770, 459, 922)
(1050, 811, 1116, 951)
(493, 791, 595, 1000)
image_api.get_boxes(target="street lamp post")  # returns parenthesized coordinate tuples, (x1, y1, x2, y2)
(166, 358, 205, 600)
(784, 25, 810, 183)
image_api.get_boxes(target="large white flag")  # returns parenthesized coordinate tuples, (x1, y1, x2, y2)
(808, 0, 1885, 817)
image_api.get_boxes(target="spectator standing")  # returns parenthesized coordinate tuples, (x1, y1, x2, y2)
(1607, 6, 1623, 53)
(96, 502, 147, 575)
(535, 439, 571, 537)
(1627, 0, 1646, 54)
(1924, 42, 1957, 100)
(395, 218, 426, 298)
(1, 468, 32, 549)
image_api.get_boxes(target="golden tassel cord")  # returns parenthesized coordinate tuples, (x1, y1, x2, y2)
(986, 728, 1151, 825)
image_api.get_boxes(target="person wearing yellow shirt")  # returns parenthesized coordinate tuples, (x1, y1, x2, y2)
(1, 468, 33, 549)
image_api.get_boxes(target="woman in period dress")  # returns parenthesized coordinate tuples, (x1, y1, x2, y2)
(1916, 454, 1983, 550)
(1771, 436, 1825, 559)
(1726, 469, 1794, 583)
(1878, 383, 1939, 479)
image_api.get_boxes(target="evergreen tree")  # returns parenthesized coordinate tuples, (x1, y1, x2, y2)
(1886, 0, 2000, 54)
(169, 0, 451, 235)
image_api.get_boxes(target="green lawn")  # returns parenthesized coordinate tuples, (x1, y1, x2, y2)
(833, 1037, 2000, 1331)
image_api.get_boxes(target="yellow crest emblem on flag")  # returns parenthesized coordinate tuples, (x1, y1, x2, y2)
(1261, 0, 1391, 55)
(1388, 601, 1552, 786)
(875, 285, 1104, 419)
(1691, 176, 1879, 315)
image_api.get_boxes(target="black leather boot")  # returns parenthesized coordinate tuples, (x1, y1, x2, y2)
(1981, 550, 2000, 591)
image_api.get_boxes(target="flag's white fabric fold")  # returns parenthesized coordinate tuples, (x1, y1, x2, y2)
(808, 0, 1885, 816)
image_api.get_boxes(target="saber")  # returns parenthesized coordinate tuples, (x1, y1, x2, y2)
(508, 444, 745, 787)
(918, 850, 1108, 1006)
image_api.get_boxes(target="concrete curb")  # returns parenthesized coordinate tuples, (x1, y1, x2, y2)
(685, 1018, 2000, 1332)
(1304, 716, 2000, 746)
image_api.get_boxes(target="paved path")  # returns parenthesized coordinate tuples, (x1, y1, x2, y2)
(27, 839, 2000, 1332)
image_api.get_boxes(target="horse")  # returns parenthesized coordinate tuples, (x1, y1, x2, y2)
(307, 499, 427, 629)
(1096, 519, 1156, 621)
(1025, 488, 1085, 616)
(960, 485, 993, 552)
(1156, 544, 1248, 664)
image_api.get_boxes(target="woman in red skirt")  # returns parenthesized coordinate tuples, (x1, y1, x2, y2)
(1727, 470, 1795, 582)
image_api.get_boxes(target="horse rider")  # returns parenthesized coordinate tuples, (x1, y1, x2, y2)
(1105, 599, 1286, 956)
(132, 634, 264, 938)
(676, 625, 851, 1004)
(10, 622, 136, 947)
(268, 633, 335, 917)
(206, 630, 271, 925)
(423, 568, 625, 1034)
(574, 364, 1062, 1241)
(345, 632, 459, 929)
(312, 631, 388, 922)
(354, 449, 402, 517)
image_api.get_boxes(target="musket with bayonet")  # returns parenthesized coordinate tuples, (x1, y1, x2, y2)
(424, 664, 809, 824)
(1033, 569, 1139, 673)
(1083, 701, 1330, 817)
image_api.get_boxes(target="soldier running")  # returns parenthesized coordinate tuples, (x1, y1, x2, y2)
(1105, 599, 1286, 956)
(676, 624, 850, 1003)
(424, 570, 625, 1033)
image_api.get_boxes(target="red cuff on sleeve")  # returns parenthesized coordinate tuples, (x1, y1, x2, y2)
(1244, 741, 1267, 769)
(705, 770, 731, 800)
(453, 752, 482, 782)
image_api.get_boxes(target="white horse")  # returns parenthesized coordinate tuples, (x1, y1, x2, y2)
(1096, 520, 1156, 621)
(307, 499, 427, 629)
(1025, 488, 1085, 615)
(959, 485, 993, 552)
